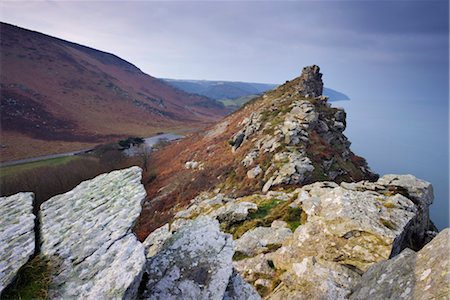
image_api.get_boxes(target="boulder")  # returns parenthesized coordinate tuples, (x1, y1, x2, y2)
(233, 253, 276, 282)
(273, 183, 425, 272)
(247, 165, 262, 179)
(142, 224, 171, 258)
(142, 217, 234, 300)
(39, 166, 146, 299)
(210, 201, 258, 226)
(0, 192, 35, 292)
(350, 228, 450, 300)
(223, 269, 262, 300)
(269, 257, 360, 300)
(235, 226, 292, 257)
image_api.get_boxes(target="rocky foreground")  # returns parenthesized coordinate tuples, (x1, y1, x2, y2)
(0, 167, 448, 299)
(1, 66, 449, 299)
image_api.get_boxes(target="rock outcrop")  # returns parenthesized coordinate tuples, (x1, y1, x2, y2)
(0, 192, 35, 292)
(142, 217, 239, 299)
(168, 171, 440, 298)
(350, 228, 450, 299)
(296, 65, 323, 98)
(39, 166, 146, 299)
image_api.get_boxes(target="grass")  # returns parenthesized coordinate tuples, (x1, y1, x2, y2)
(226, 198, 306, 239)
(0, 255, 51, 300)
(0, 156, 80, 178)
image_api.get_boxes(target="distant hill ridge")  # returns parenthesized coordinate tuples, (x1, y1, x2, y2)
(162, 78, 350, 108)
(0, 23, 228, 161)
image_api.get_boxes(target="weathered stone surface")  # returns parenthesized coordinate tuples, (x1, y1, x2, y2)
(0, 192, 35, 292)
(223, 269, 262, 300)
(247, 165, 262, 179)
(273, 185, 419, 272)
(271, 152, 314, 187)
(235, 226, 292, 257)
(350, 228, 450, 300)
(233, 253, 276, 283)
(269, 257, 360, 300)
(340, 174, 436, 254)
(143, 217, 234, 300)
(143, 224, 171, 258)
(296, 65, 323, 98)
(210, 201, 258, 226)
(39, 166, 146, 299)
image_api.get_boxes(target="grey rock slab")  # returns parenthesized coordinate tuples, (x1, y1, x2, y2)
(143, 224, 171, 258)
(143, 217, 234, 300)
(39, 166, 146, 299)
(269, 257, 360, 300)
(350, 228, 450, 300)
(0, 192, 35, 292)
(223, 269, 261, 300)
(210, 201, 258, 226)
(235, 226, 292, 257)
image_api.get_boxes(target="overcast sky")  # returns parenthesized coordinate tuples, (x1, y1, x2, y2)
(1, 1, 448, 90)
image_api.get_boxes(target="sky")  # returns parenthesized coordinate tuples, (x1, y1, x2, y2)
(1, 1, 449, 227)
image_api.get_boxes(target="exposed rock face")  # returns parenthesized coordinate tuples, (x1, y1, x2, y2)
(142, 217, 235, 299)
(235, 226, 292, 256)
(168, 170, 440, 298)
(274, 176, 434, 273)
(223, 269, 262, 300)
(296, 65, 323, 98)
(39, 166, 146, 299)
(0, 192, 35, 292)
(270, 257, 360, 300)
(350, 228, 450, 300)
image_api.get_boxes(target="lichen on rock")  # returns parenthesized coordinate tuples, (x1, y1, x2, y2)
(0, 192, 35, 292)
(39, 166, 146, 299)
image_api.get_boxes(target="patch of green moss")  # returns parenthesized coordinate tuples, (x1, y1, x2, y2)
(248, 199, 283, 220)
(226, 198, 309, 239)
(1, 255, 51, 300)
(232, 251, 251, 261)
(380, 218, 396, 230)
(264, 244, 282, 253)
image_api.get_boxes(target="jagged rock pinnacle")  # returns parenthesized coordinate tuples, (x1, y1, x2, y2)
(297, 65, 323, 98)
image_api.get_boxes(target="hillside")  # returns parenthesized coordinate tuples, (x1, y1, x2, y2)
(134, 66, 375, 239)
(0, 23, 228, 162)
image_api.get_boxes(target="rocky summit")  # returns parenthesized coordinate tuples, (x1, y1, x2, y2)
(0, 66, 448, 299)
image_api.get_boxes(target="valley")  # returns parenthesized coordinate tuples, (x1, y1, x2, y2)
(0, 23, 228, 162)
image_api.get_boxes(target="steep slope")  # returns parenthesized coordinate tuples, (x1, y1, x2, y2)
(134, 65, 376, 239)
(0, 23, 228, 161)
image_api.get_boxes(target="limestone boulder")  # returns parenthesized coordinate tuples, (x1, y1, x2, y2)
(269, 257, 360, 300)
(273, 186, 419, 272)
(142, 217, 234, 300)
(0, 192, 35, 292)
(142, 224, 171, 258)
(223, 269, 262, 300)
(210, 201, 258, 226)
(350, 228, 450, 300)
(235, 226, 292, 257)
(39, 166, 146, 299)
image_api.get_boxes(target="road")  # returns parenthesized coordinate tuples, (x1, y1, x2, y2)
(0, 133, 184, 168)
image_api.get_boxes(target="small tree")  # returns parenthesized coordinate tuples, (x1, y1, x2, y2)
(137, 144, 152, 172)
